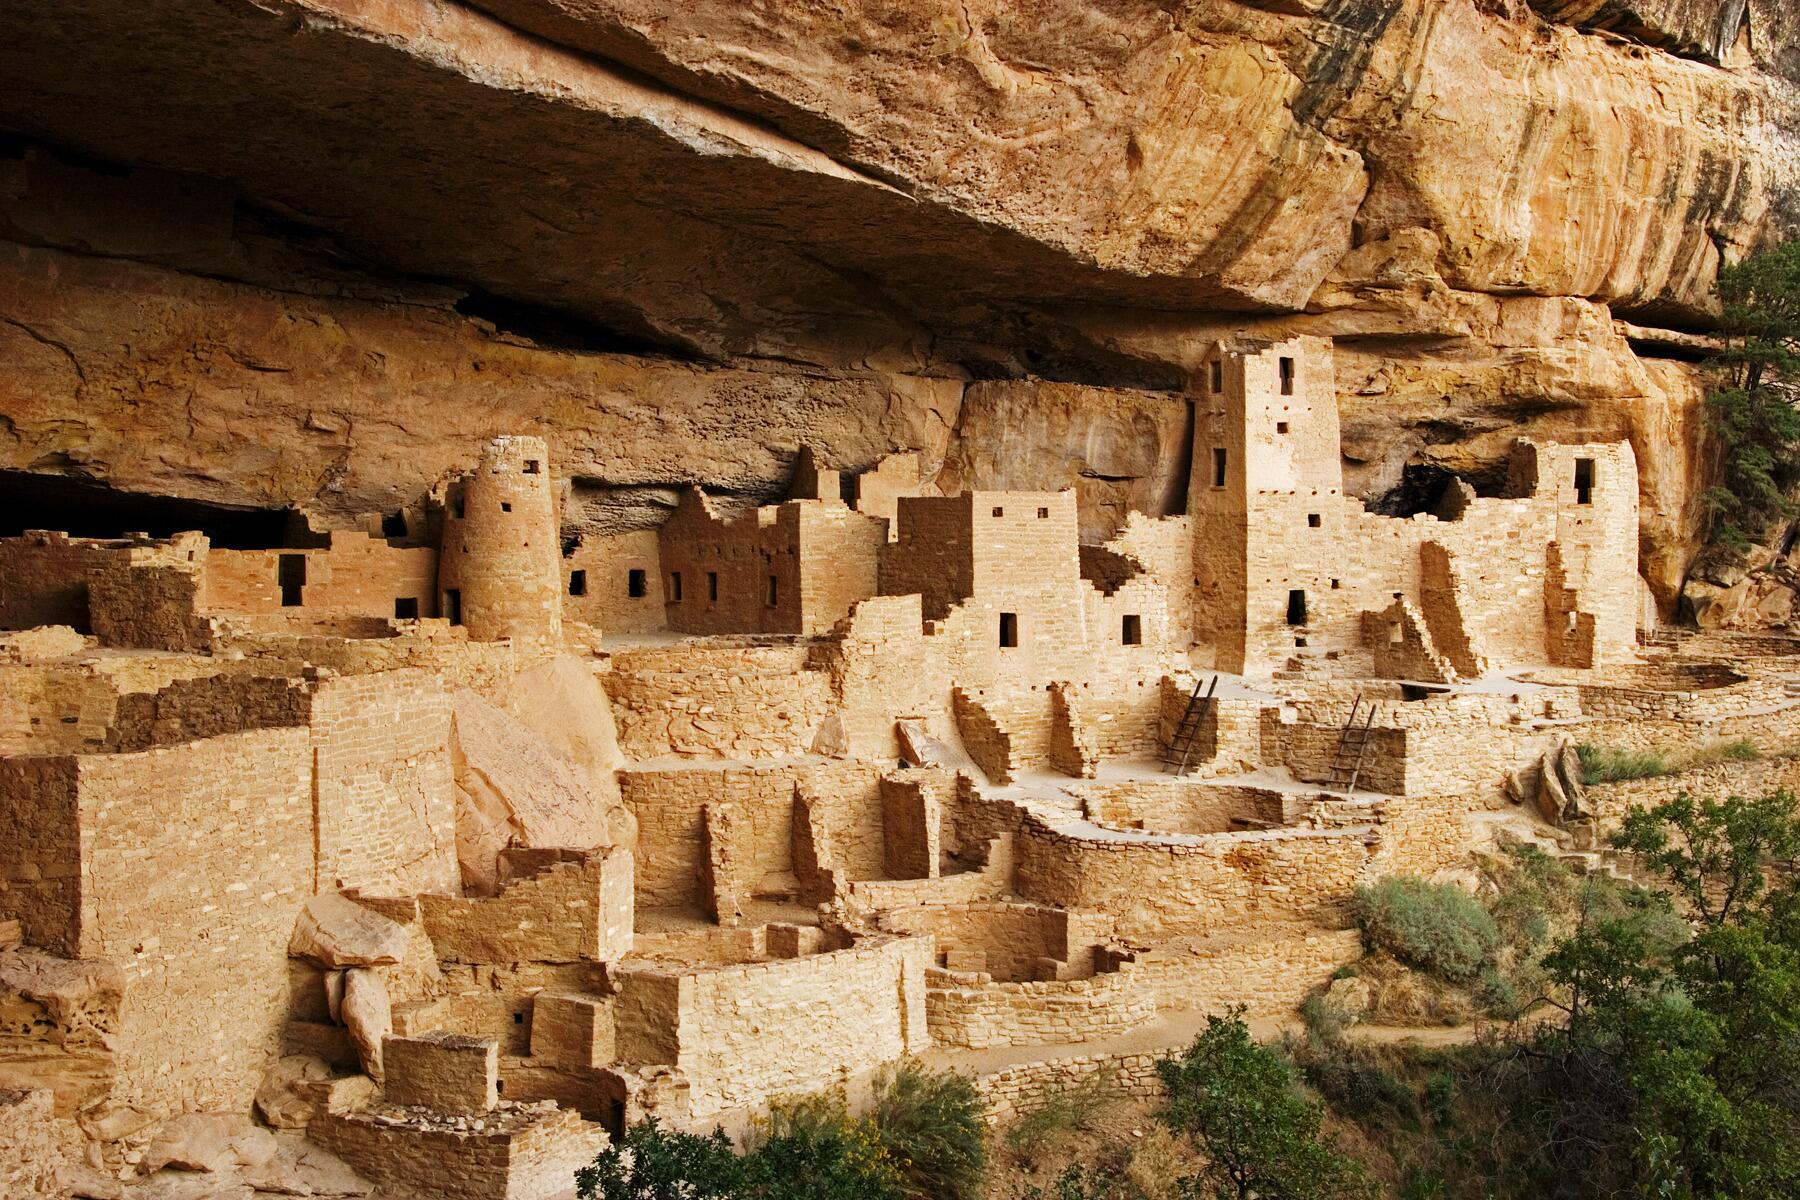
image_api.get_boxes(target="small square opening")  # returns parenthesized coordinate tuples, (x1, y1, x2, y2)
(992, 506, 1005, 518)
(1307, 513, 1321, 528)
(999, 612, 1019, 648)
(381, 511, 408, 538)
(1279, 356, 1295, 396)
(1121, 614, 1142, 645)
(501, 501, 512, 513)
(627, 569, 647, 598)
(523, 460, 540, 475)
(1037, 507, 1050, 519)
(568, 569, 587, 597)
(393, 597, 419, 620)
(1212, 448, 1228, 488)
(1330, 578, 1341, 590)
(1574, 457, 1595, 505)
(1277, 421, 1289, 434)
(668, 572, 683, 602)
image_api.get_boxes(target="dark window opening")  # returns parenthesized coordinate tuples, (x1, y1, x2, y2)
(627, 569, 647, 598)
(1037, 507, 1050, 519)
(1400, 684, 1433, 701)
(1279, 356, 1295, 395)
(568, 570, 587, 597)
(767, 575, 780, 607)
(393, 597, 419, 620)
(992, 506, 1005, 518)
(277, 554, 306, 607)
(452, 494, 465, 519)
(1286, 589, 1308, 626)
(1307, 513, 1321, 528)
(1122, 614, 1142, 645)
(1277, 422, 1289, 434)
(445, 589, 463, 626)
(668, 572, 683, 602)
(1574, 457, 1595, 505)
(1210, 360, 1223, 393)
(1212, 448, 1228, 488)
(1330, 578, 1341, 590)
(381, 511, 408, 538)
(523, 460, 540, 475)
(501, 502, 512, 513)
(708, 572, 719, 601)
(999, 612, 1019, 648)
(512, 1011, 524, 1025)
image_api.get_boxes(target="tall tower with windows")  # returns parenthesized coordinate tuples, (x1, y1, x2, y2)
(1188, 337, 1345, 673)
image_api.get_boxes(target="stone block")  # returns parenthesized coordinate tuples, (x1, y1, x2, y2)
(382, 1031, 499, 1115)
(529, 992, 614, 1069)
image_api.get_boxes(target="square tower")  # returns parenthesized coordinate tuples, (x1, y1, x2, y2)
(1188, 336, 1346, 673)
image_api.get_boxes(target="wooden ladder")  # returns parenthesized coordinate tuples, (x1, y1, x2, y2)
(1162, 675, 1218, 777)
(1325, 696, 1377, 796)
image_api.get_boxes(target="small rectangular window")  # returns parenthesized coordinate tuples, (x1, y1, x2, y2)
(568, 570, 587, 597)
(445, 589, 463, 626)
(1210, 360, 1223, 393)
(999, 612, 1018, 648)
(992, 506, 1005, 518)
(1277, 422, 1289, 434)
(1037, 507, 1049, 519)
(451, 495, 465, 519)
(669, 572, 683, 602)
(1286, 589, 1307, 626)
(500, 501, 512, 513)
(1212, 448, 1228, 488)
(381, 511, 408, 538)
(523, 460, 540, 475)
(1308, 513, 1321, 528)
(767, 575, 779, 607)
(393, 597, 419, 620)
(1330, 578, 1341, 590)
(277, 554, 306, 608)
(627, 569, 647, 598)
(1574, 457, 1595, 505)
(708, 572, 719, 601)
(1279, 356, 1295, 396)
(1122, 615, 1142, 646)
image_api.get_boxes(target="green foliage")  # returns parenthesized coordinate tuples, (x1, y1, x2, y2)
(575, 1119, 746, 1200)
(1023, 1165, 1133, 1200)
(1686, 737, 1764, 768)
(1351, 877, 1501, 984)
(871, 1065, 987, 1200)
(1519, 790, 1800, 1197)
(1704, 240, 1800, 551)
(748, 1095, 906, 1200)
(1575, 743, 1672, 784)
(1157, 1010, 1374, 1200)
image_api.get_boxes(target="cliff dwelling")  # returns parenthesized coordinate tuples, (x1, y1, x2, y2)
(3, 2, 1800, 1198)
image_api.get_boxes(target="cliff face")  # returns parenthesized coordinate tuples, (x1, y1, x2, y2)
(0, 0, 1797, 614)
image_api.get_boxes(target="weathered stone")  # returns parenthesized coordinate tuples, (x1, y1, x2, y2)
(288, 895, 408, 971)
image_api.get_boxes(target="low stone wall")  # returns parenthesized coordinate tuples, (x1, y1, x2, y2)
(604, 642, 833, 760)
(1015, 817, 1369, 941)
(876, 901, 1114, 981)
(1131, 926, 1362, 1015)
(924, 964, 1157, 1049)
(1585, 755, 1800, 829)
(973, 1050, 1165, 1125)
(1070, 779, 1288, 833)
(311, 1103, 607, 1200)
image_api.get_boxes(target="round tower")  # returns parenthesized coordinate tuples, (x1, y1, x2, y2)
(447, 435, 563, 644)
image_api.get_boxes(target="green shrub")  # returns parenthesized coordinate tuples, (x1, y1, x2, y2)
(1577, 744, 1672, 785)
(576, 1119, 746, 1200)
(750, 1093, 906, 1200)
(1301, 1053, 1418, 1125)
(871, 1065, 987, 1200)
(1352, 877, 1501, 984)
